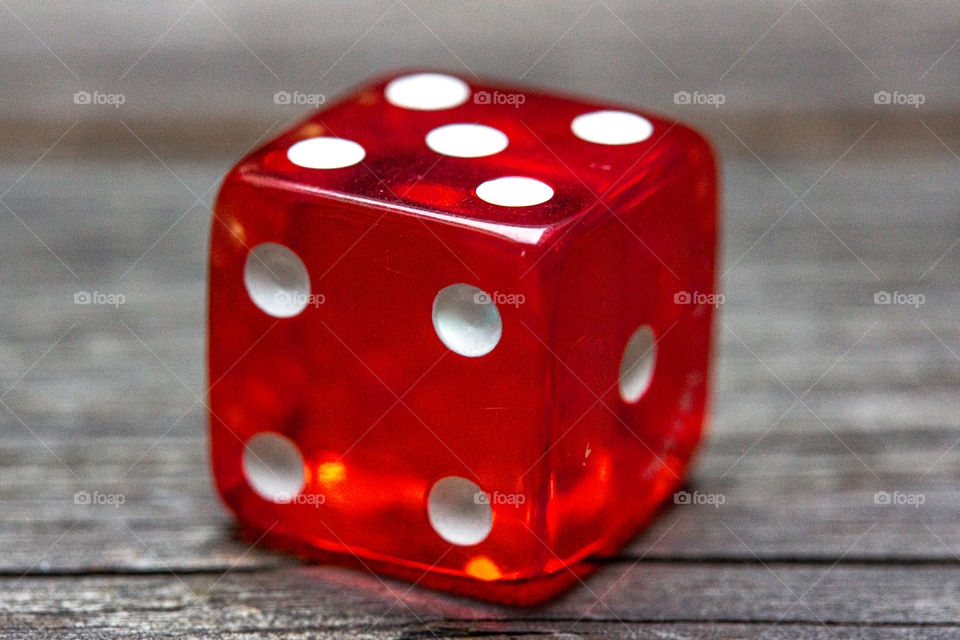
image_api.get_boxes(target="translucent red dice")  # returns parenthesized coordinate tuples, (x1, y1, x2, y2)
(208, 71, 718, 604)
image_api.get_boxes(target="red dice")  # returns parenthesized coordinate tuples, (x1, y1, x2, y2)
(209, 71, 718, 604)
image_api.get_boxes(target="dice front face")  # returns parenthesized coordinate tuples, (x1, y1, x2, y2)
(209, 72, 717, 603)
(210, 185, 558, 581)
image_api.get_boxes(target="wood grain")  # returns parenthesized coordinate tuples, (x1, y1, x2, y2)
(1, 146, 959, 636)
(2, 3, 960, 630)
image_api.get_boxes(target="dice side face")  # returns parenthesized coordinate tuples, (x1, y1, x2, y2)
(546, 127, 718, 563)
(208, 71, 718, 601)
(209, 177, 559, 584)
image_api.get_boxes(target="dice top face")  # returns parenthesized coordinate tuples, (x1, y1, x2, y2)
(209, 71, 718, 604)
(233, 71, 705, 240)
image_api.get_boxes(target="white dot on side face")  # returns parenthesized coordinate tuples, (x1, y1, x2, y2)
(427, 476, 492, 546)
(432, 283, 502, 357)
(425, 123, 508, 158)
(244, 242, 311, 318)
(287, 137, 366, 169)
(619, 325, 657, 403)
(242, 432, 306, 503)
(571, 110, 654, 145)
(475, 176, 553, 207)
(385, 73, 471, 110)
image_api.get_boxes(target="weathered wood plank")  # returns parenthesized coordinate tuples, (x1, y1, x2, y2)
(1, 154, 958, 434)
(1, 0, 959, 633)
(3, 621, 958, 640)
(3, 427, 960, 572)
(3, 563, 960, 635)
(1, 0, 959, 126)
(2, 101, 960, 638)
(1, 150, 959, 580)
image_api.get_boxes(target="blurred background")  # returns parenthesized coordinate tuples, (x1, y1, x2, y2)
(2, 1, 960, 635)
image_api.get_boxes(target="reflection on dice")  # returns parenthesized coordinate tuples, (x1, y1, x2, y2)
(209, 71, 718, 604)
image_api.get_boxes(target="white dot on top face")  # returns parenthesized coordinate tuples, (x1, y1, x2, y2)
(244, 242, 310, 318)
(571, 110, 654, 145)
(287, 137, 365, 169)
(432, 283, 502, 357)
(427, 476, 492, 546)
(425, 123, 508, 158)
(385, 73, 471, 110)
(619, 325, 657, 403)
(475, 176, 553, 207)
(242, 432, 305, 503)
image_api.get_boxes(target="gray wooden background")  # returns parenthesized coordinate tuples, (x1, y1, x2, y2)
(2, 1, 960, 637)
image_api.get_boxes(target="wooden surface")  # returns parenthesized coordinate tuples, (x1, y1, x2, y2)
(3, 1, 960, 637)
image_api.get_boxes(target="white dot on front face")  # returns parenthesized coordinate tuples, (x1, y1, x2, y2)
(475, 176, 553, 207)
(571, 110, 654, 145)
(432, 283, 502, 357)
(619, 325, 657, 403)
(427, 476, 492, 546)
(384, 73, 471, 110)
(244, 242, 311, 318)
(287, 137, 366, 169)
(425, 123, 508, 158)
(242, 432, 306, 503)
